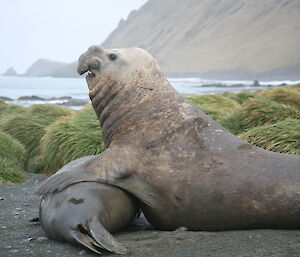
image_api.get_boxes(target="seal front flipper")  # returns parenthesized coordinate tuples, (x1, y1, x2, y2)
(36, 146, 136, 195)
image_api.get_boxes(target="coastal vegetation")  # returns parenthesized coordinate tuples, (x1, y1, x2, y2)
(0, 84, 299, 183)
(0, 104, 73, 173)
(0, 130, 25, 183)
(40, 105, 105, 173)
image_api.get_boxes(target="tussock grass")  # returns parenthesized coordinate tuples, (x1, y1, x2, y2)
(289, 83, 300, 89)
(185, 94, 240, 122)
(0, 100, 24, 115)
(27, 104, 74, 124)
(220, 98, 300, 135)
(219, 111, 244, 135)
(230, 90, 256, 104)
(240, 119, 300, 154)
(41, 105, 105, 174)
(0, 131, 25, 183)
(0, 100, 26, 123)
(1, 104, 74, 171)
(256, 87, 300, 110)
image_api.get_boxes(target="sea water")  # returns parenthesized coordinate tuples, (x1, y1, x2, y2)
(0, 76, 299, 108)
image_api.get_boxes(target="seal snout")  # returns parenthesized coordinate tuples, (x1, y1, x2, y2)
(77, 57, 101, 76)
(77, 45, 104, 76)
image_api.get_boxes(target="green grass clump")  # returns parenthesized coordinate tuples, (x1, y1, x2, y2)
(240, 119, 300, 154)
(220, 98, 300, 135)
(256, 87, 300, 110)
(0, 131, 26, 184)
(289, 83, 300, 89)
(27, 104, 74, 124)
(230, 90, 256, 104)
(1, 104, 74, 171)
(0, 100, 26, 123)
(41, 105, 105, 174)
(219, 111, 245, 135)
(185, 94, 240, 122)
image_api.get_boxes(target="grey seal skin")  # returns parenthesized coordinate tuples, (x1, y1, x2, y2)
(39, 156, 138, 255)
(37, 45, 300, 231)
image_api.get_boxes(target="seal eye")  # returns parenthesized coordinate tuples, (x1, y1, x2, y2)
(108, 53, 117, 61)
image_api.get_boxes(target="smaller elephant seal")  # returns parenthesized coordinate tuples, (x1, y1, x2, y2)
(39, 156, 138, 255)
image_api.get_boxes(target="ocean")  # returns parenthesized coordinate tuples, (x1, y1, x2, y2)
(0, 76, 299, 109)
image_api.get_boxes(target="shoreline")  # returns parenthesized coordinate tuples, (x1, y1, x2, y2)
(0, 81, 291, 110)
(1, 75, 300, 102)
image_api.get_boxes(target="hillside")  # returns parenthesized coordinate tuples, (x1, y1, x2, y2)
(50, 62, 78, 77)
(3, 67, 18, 76)
(24, 59, 68, 77)
(102, 0, 300, 79)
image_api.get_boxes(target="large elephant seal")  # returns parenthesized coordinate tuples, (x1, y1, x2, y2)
(39, 156, 138, 255)
(37, 45, 300, 230)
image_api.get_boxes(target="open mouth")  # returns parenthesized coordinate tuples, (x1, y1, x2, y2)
(87, 70, 96, 79)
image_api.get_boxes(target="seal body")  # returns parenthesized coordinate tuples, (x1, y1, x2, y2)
(37, 46, 300, 231)
(39, 156, 138, 254)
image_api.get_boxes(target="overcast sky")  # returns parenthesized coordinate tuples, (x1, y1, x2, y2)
(0, 0, 147, 74)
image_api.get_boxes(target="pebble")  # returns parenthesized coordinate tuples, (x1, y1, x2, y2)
(175, 226, 188, 232)
(9, 249, 19, 253)
(37, 236, 48, 242)
(0, 196, 3, 200)
(21, 237, 33, 244)
(79, 250, 87, 255)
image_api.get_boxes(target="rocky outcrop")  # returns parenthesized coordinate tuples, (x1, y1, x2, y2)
(24, 59, 67, 77)
(23, 59, 79, 78)
(3, 67, 18, 76)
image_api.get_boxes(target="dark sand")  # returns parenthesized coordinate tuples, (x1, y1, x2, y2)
(1, 173, 300, 257)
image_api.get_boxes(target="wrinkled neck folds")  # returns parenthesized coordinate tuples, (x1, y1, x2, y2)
(89, 71, 174, 146)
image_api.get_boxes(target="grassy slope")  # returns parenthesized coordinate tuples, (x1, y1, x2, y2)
(41, 105, 105, 174)
(0, 131, 26, 183)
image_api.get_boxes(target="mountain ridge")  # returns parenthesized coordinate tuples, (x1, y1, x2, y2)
(18, 0, 300, 79)
(102, 0, 300, 79)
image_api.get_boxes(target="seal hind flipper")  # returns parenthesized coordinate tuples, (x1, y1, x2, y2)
(70, 229, 102, 255)
(87, 216, 127, 254)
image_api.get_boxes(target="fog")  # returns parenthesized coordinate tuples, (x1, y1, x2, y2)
(0, 0, 147, 74)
